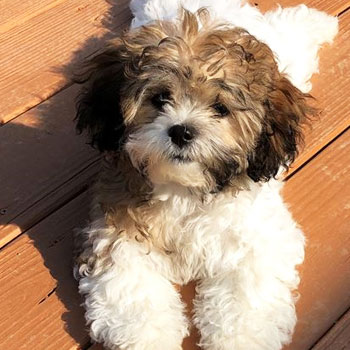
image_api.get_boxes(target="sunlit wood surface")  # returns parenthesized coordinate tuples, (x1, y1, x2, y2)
(0, 1, 349, 349)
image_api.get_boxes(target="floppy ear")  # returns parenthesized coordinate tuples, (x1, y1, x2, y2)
(75, 46, 128, 152)
(75, 20, 171, 152)
(247, 76, 316, 182)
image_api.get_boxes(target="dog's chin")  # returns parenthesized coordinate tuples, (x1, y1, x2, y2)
(147, 157, 208, 189)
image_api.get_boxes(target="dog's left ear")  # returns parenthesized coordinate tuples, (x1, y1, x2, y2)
(247, 77, 316, 182)
(75, 45, 130, 152)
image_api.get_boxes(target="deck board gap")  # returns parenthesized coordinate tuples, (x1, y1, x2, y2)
(285, 125, 350, 181)
(311, 306, 350, 349)
(338, 4, 350, 16)
(0, 81, 74, 127)
(0, 185, 90, 252)
(0, 156, 99, 235)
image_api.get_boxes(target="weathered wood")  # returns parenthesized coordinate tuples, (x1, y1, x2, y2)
(0, 0, 131, 124)
(312, 309, 350, 350)
(0, 193, 90, 350)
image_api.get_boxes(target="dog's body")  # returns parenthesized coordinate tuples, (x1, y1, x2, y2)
(74, 1, 337, 349)
(77, 172, 303, 350)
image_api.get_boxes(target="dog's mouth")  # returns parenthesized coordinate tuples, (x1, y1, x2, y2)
(171, 154, 192, 163)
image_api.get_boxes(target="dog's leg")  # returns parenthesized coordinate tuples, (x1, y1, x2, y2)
(193, 263, 300, 350)
(193, 183, 305, 350)
(78, 239, 188, 350)
(193, 217, 305, 350)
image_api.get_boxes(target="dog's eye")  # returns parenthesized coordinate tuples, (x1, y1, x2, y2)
(212, 102, 229, 117)
(151, 90, 171, 109)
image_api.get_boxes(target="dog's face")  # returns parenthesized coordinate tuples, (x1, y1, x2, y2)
(76, 10, 314, 193)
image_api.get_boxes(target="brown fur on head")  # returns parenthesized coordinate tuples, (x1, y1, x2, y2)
(76, 9, 315, 194)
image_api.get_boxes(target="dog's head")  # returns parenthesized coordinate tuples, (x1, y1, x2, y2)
(76, 10, 314, 193)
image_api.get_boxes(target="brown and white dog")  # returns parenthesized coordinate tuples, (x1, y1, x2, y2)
(74, 1, 337, 349)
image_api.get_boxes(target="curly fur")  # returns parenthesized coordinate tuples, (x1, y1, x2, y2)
(73, 2, 337, 349)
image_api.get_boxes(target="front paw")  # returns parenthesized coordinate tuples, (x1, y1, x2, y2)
(89, 315, 188, 350)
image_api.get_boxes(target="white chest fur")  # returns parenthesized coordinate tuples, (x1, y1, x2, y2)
(148, 181, 283, 283)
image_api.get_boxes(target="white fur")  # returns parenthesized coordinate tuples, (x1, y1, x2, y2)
(80, 181, 304, 349)
(130, 0, 338, 92)
(80, 232, 188, 350)
(78, 1, 337, 349)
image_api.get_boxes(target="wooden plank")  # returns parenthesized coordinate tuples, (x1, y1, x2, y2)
(0, 192, 90, 350)
(253, 0, 350, 14)
(0, 0, 64, 35)
(312, 308, 350, 350)
(0, 160, 99, 248)
(289, 10, 350, 175)
(282, 129, 350, 350)
(0, 85, 99, 248)
(0, 0, 131, 125)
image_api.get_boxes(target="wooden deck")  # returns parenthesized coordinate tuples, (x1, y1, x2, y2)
(0, 0, 349, 349)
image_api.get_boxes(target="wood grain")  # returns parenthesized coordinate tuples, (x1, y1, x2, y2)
(0, 192, 90, 350)
(0, 0, 131, 125)
(288, 10, 350, 175)
(282, 128, 350, 350)
(312, 308, 350, 350)
(0, 84, 99, 248)
(0, 0, 66, 35)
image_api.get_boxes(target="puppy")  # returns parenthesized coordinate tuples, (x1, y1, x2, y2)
(74, 8, 316, 350)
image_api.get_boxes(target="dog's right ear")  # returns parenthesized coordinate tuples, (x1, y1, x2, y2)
(75, 46, 127, 152)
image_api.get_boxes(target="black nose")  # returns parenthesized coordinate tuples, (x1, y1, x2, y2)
(168, 124, 195, 148)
